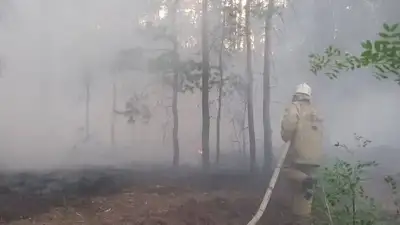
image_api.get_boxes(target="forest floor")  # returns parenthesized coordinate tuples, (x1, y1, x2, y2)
(0, 165, 291, 225)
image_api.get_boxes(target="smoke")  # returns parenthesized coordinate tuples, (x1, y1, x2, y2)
(0, 0, 398, 171)
(267, 0, 400, 148)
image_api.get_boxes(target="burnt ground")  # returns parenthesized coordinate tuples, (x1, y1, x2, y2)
(0, 165, 291, 225)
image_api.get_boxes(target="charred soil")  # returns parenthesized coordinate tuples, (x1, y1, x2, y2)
(0, 166, 290, 225)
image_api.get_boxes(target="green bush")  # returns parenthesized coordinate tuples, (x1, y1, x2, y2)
(312, 134, 399, 225)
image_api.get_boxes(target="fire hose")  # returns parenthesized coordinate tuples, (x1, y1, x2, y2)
(246, 141, 291, 225)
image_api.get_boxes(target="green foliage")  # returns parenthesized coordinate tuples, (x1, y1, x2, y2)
(139, 13, 227, 93)
(313, 159, 379, 225)
(313, 134, 379, 225)
(147, 50, 223, 93)
(115, 93, 152, 125)
(309, 23, 400, 84)
(384, 175, 400, 218)
(312, 134, 400, 225)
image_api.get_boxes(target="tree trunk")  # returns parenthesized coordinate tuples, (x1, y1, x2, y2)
(85, 81, 90, 141)
(215, 0, 227, 165)
(231, 119, 241, 153)
(262, 0, 274, 174)
(172, 74, 179, 166)
(201, 0, 210, 170)
(216, 66, 223, 164)
(238, 0, 244, 50)
(171, 0, 180, 167)
(111, 80, 116, 146)
(241, 102, 247, 156)
(245, 0, 256, 173)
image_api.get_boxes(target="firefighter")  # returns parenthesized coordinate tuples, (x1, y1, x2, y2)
(280, 83, 323, 225)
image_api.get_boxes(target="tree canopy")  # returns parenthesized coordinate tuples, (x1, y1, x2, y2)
(309, 23, 400, 83)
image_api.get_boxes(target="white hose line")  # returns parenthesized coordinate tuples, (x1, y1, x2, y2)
(246, 141, 291, 225)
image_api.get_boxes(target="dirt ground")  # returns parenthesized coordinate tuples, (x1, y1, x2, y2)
(0, 166, 290, 225)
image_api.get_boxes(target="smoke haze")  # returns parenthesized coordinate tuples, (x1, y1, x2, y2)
(0, 0, 398, 171)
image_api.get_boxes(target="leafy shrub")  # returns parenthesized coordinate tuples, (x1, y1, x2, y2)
(312, 134, 399, 225)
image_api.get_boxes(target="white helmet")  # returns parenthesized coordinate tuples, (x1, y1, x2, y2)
(295, 83, 312, 96)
